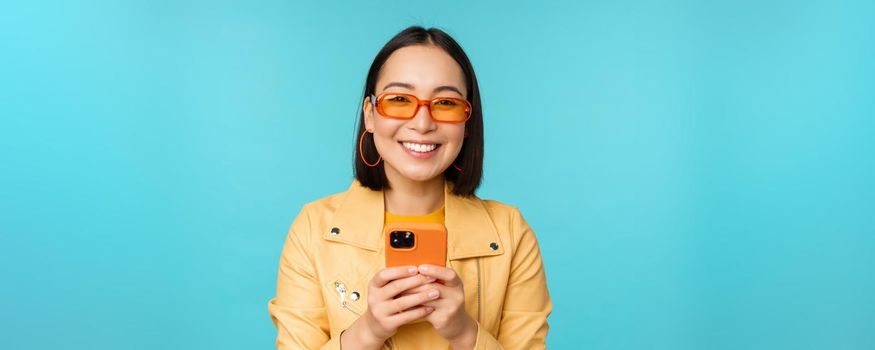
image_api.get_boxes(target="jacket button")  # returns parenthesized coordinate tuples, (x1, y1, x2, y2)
(489, 242, 499, 250)
(350, 291, 360, 301)
(330, 227, 340, 236)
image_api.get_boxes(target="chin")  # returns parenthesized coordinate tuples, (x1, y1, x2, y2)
(397, 165, 444, 182)
(399, 171, 439, 182)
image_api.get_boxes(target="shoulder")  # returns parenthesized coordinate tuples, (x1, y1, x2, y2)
(469, 196, 535, 244)
(463, 191, 525, 222)
(473, 198, 545, 267)
(478, 197, 521, 216)
(286, 185, 352, 240)
(299, 187, 349, 216)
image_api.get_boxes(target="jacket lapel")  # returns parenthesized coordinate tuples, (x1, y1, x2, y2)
(444, 183, 505, 259)
(323, 180, 505, 260)
(322, 180, 385, 251)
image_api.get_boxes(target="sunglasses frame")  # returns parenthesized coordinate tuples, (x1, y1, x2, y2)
(370, 92, 472, 124)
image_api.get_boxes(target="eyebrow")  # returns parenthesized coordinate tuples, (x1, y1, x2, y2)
(381, 82, 465, 97)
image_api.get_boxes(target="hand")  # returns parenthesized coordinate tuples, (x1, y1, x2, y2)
(415, 264, 478, 349)
(342, 266, 439, 349)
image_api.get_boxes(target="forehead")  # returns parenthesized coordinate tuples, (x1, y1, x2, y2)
(376, 45, 467, 96)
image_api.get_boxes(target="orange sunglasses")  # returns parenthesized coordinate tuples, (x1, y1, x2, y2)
(371, 93, 471, 123)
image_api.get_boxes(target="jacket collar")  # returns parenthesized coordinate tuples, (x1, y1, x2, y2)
(323, 179, 504, 260)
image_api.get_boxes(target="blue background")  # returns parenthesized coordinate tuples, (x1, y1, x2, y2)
(1, 0, 873, 349)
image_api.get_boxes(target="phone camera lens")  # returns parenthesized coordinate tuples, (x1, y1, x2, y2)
(390, 231, 415, 249)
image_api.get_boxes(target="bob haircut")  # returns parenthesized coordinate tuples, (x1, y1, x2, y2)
(354, 26, 484, 196)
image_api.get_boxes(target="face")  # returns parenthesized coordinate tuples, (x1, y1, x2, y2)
(363, 44, 468, 184)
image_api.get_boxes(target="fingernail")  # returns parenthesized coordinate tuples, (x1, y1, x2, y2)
(426, 306, 434, 312)
(408, 267, 417, 274)
(426, 276, 436, 282)
(419, 265, 429, 272)
(428, 290, 439, 298)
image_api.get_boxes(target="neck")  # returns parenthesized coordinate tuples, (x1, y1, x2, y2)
(383, 169, 445, 216)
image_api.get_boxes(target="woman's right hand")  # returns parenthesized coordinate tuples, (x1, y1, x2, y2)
(341, 265, 441, 349)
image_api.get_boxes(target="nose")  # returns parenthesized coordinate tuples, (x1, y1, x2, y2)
(407, 102, 437, 133)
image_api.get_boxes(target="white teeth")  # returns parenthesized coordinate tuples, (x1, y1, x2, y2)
(402, 142, 437, 153)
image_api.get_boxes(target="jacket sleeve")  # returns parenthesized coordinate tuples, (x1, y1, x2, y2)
(473, 207, 553, 350)
(267, 204, 342, 349)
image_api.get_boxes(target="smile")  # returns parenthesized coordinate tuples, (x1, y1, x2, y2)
(401, 142, 438, 152)
(399, 141, 441, 159)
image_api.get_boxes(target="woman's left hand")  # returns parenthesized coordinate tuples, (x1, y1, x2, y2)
(414, 264, 478, 349)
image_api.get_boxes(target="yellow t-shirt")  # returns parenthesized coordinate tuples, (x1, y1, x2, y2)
(384, 205, 445, 225)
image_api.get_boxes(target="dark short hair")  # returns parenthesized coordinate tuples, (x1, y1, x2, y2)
(354, 26, 484, 196)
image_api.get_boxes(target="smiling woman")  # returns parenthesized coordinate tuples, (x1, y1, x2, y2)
(267, 26, 552, 350)
(355, 28, 484, 201)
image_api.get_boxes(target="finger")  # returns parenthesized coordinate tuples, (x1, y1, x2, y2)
(370, 265, 418, 288)
(387, 289, 440, 314)
(396, 279, 445, 298)
(416, 283, 460, 305)
(416, 299, 440, 309)
(380, 274, 435, 300)
(390, 305, 435, 325)
(397, 283, 433, 296)
(418, 264, 461, 287)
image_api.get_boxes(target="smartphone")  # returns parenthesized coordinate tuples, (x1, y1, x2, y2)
(384, 222, 447, 268)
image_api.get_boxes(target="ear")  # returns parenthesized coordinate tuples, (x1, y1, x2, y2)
(362, 95, 375, 131)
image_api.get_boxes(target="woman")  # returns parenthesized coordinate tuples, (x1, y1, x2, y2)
(268, 26, 552, 350)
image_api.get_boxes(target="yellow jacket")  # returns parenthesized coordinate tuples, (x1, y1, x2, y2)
(267, 180, 552, 349)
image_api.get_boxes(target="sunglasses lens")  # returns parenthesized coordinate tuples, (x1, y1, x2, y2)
(379, 94, 418, 117)
(377, 94, 470, 122)
(431, 98, 470, 122)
